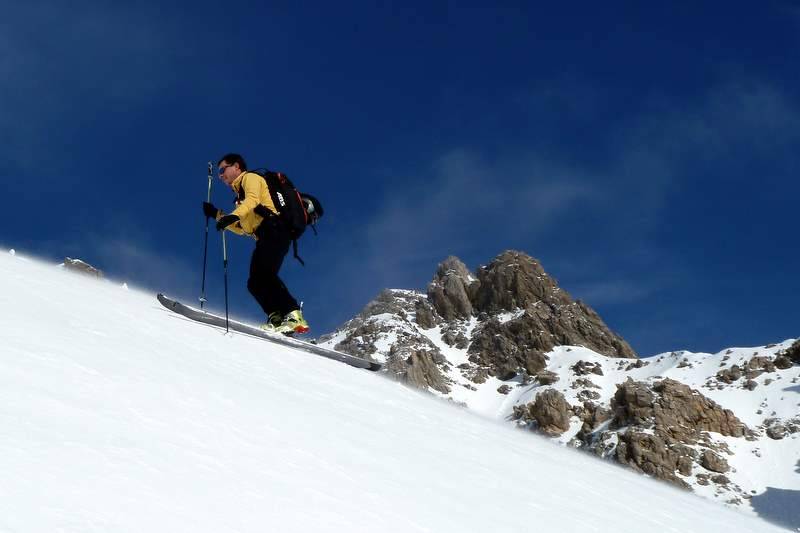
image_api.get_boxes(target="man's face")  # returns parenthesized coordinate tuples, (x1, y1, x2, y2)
(218, 161, 239, 187)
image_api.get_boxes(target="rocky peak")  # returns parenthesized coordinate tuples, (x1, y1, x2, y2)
(326, 249, 637, 393)
(473, 250, 566, 313)
(426, 256, 477, 321)
(465, 251, 637, 377)
(358, 288, 417, 319)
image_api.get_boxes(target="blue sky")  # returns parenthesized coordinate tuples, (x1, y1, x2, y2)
(2, 1, 798, 357)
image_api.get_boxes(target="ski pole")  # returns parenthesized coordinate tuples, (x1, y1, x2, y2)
(222, 230, 230, 333)
(199, 161, 213, 310)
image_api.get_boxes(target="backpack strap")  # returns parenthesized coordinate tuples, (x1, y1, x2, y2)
(250, 167, 312, 266)
(292, 239, 305, 267)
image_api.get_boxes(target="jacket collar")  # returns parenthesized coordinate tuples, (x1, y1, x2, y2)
(231, 171, 246, 192)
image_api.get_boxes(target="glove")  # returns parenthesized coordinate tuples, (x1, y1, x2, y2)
(202, 201, 219, 219)
(216, 214, 239, 231)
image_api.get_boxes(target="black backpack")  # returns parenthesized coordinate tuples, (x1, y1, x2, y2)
(249, 169, 324, 265)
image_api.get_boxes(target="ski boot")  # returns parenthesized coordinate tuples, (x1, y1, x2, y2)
(259, 312, 284, 333)
(276, 309, 309, 336)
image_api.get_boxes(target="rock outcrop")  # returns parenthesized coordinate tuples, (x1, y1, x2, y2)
(614, 431, 693, 489)
(387, 347, 450, 395)
(514, 389, 572, 437)
(583, 377, 749, 490)
(326, 290, 448, 392)
(783, 339, 800, 364)
(612, 378, 748, 440)
(63, 258, 103, 278)
(426, 256, 476, 322)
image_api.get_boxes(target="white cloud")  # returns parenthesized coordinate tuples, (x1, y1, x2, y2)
(362, 149, 599, 276)
(354, 80, 800, 306)
(75, 217, 199, 297)
(568, 279, 662, 307)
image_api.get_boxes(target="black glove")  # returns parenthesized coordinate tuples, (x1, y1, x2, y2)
(216, 214, 239, 231)
(202, 201, 219, 219)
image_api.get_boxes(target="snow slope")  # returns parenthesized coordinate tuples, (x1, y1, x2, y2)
(0, 250, 791, 532)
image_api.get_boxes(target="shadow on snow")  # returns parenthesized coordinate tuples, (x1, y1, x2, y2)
(750, 486, 800, 531)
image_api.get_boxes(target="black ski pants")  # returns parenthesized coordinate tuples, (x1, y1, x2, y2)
(247, 218, 299, 318)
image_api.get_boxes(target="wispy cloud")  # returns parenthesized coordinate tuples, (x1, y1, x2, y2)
(567, 278, 663, 307)
(0, 228, 197, 301)
(573, 82, 800, 304)
(619, 81, 800, 163)
(361, 149, 599, 281)
(350, 80, 800, 311)
(72, 212, 200, 299)
(89, 238, 197, 292)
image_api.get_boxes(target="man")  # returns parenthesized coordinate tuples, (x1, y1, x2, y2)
(202, 153, 309, 335)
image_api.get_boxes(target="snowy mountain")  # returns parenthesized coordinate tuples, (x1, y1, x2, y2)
(0, 247, 793, 532)
(320, 251, 800, 530)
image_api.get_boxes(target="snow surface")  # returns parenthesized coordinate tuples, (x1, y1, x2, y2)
(0, 250, 792, 532)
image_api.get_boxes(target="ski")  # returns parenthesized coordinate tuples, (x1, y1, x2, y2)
(156, 293, 382, 371)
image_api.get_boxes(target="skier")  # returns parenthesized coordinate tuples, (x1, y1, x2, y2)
(202, 153, 310, 335)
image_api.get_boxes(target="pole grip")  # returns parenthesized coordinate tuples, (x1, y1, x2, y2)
(206, 162, 213, 202)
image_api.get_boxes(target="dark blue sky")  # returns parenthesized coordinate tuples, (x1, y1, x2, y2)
(2, 1, 798, 356)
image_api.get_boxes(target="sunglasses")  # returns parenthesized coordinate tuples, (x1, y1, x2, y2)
(218, 165, 231, 176)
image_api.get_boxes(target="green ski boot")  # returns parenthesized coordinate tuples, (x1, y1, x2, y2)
(275, 309, 310, 335)
(259, 312, 284, 333)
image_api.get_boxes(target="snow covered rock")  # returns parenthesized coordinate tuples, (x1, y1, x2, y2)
(783, 339, 800, 364)
(614, 431, 694, 489)
(62, 257, 103, 278)
(616, 378, 749, 440)
(514, 389, 572, 437)
(700, 450, 730, 473)
(581, 377, 749, 489)
(321, 289, 450, 392)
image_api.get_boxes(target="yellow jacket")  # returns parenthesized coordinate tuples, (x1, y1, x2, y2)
(217, 171, 278, 239)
